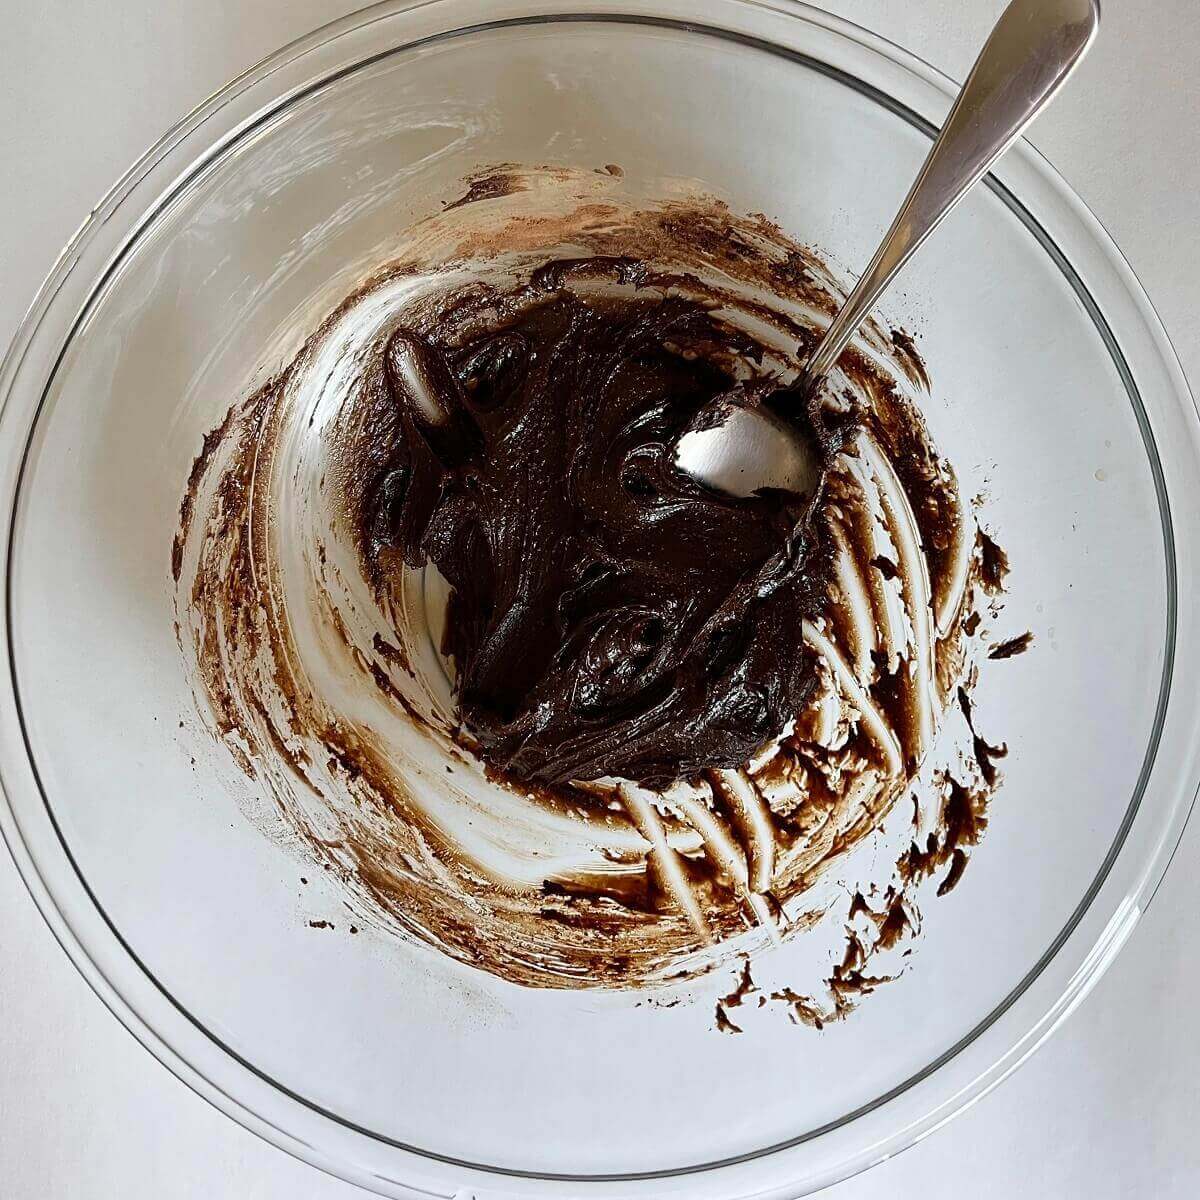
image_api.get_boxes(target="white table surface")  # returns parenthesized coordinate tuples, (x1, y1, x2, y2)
(2, 2, 1198, 1196)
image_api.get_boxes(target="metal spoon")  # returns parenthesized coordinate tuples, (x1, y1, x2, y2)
(675, 0, 1100, 497)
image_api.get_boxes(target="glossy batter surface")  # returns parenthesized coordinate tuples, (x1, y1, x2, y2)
(364, 264, 852, 787)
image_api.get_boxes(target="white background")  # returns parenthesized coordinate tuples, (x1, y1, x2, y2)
(2, 1, 1198, 1196)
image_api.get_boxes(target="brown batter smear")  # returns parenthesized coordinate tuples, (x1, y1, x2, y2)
(988, 631, 1034, 660)
(958, 686, 1009, 788)
(978, 529, 1010, 594)
(173, 165, 1008, 1005)
(715, 958, 758, 1034)
(444, 162, 529, 211)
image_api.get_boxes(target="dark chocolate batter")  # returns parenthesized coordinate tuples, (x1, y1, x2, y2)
(175, 168, 999, 997)
(364, 265, 848, 786)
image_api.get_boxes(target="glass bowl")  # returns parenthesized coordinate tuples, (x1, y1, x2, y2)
(2, 1, 1198, 1197)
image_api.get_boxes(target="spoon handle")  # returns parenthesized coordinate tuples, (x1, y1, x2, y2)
(801, 0, 1099, 390)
